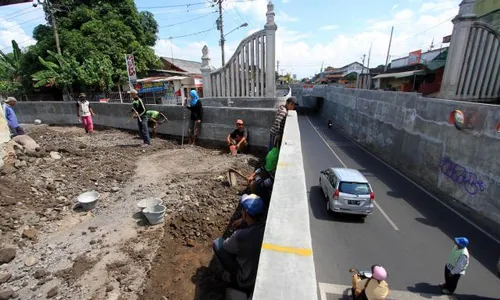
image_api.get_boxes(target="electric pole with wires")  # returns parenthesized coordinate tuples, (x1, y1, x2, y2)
(215, 0, 225, 66)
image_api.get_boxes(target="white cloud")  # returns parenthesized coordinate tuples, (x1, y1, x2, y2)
(0, 18, 37, 52)
(319, 25, 339, 31)
(276, 12, 298, 22)
(154, 0, 461, 78)
(419, 0, 457, 13)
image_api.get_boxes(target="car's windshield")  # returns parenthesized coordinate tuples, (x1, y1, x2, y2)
(339, 182, 370, 195)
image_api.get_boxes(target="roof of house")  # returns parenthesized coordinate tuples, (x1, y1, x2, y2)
(161, 57, 202, 74)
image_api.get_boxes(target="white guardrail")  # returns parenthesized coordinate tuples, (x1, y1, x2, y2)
(253, 110, 318, 299)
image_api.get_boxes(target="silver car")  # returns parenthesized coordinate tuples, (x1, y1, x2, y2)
(319, 168, 374, 217)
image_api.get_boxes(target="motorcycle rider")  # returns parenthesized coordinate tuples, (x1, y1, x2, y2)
(351, 265, 390, 300)
(328, 119, 332, 129)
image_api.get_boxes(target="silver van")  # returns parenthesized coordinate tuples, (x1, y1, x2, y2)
(319, 168, 374, 218)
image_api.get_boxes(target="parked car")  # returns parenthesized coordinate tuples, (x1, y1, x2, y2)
(319, 168, 374, 218)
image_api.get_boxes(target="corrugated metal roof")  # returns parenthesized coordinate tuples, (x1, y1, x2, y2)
(373, 69, 425, 79)
(161, 57, 202, 75)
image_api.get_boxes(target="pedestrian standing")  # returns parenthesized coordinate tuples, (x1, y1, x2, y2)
(76, 93, 96, 134)
(129, 89, 150, 147)
(185, 89, 203, 146)
(440, 237, 470, 295)
(2, 97, 24, 138)
(269, 97, 296, 150)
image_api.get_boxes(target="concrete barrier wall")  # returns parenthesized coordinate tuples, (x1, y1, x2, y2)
(14, 102, 276, 148)
(302, 86, 500, 224)
(253, 110, 318, 299)
(203, 97, 285, 109)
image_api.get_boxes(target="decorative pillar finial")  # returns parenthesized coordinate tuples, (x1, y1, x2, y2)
(265, 1, 276, 29)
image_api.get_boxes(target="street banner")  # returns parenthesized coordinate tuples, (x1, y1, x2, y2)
(408, 50, 422, 65)
(125, 54, 137, 84)
(442, 35, 452, 43)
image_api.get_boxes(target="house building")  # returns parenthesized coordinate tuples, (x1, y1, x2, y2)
(319, 62, 369, 86)
(372, 47, 448, 95)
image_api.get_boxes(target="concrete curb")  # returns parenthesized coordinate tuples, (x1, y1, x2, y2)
(253, 110, 318, 299)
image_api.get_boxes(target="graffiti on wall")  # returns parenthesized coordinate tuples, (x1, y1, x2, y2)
(439, 157, 486, 195)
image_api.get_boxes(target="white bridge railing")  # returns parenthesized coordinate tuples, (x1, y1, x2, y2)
(201, 1, 277, 98)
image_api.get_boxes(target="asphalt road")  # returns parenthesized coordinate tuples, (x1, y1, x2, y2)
(299, 114, 500, 300)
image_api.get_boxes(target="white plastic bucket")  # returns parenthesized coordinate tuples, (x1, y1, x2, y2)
(77, 191, 100, 210)
(137, 198, 163, 209)
(142, 204, 166, 225)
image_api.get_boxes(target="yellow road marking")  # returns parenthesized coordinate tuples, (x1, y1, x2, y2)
(262, 243, 313, 256)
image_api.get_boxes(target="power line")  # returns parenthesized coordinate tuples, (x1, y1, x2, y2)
(161, 27, 215, 40)
(138, 2, 208, 9)
(1, 6, 33, 19)
(149, 5, 215, 16)
(407, 17, 453, 39)
(159, 11, 216, 28)
(1, 8, 40, 22)
(0, 16, 45, 30)
(0, 37, 36, 52)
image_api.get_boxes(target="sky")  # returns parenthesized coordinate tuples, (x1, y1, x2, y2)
(0, 0, 461, 79)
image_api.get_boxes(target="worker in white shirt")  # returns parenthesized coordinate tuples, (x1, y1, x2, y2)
(440, 237, 470, 295)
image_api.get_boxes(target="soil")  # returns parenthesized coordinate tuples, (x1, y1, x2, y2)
(0, 124, 258, 300)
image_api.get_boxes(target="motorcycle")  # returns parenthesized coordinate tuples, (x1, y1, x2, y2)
(348, 268, 394, 300)
(328, 120, 332, 129)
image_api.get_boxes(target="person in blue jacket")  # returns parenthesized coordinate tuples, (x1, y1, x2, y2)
(2, 97, 24, 138)
(185, 89, 203, 145)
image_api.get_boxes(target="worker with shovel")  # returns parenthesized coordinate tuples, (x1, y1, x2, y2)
(146, 110, 169, 138)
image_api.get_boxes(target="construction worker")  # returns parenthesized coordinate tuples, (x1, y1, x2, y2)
(2, 97, 24, 138)
(145, 110, 169, 138)
(227, 119, 248, 156)
(440, 237, 470, 295)
(128, 89, 150, 147)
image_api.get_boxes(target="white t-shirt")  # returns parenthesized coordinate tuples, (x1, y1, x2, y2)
(78, 100, 91, 117)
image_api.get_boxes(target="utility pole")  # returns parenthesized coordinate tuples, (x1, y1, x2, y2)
(216, 0, 225, 66)
(49, 4, 62, 55)
(277, 60, 280, 75)
(384, 26, 394, 72)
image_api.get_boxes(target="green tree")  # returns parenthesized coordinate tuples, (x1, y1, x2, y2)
(25, 0, 160, 93)
(32, 50, 78, 91)
(0, 40, 25, 97)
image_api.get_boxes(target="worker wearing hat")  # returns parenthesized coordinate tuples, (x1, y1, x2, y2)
(440, 237, 470, 294)
(76, 93, 96, 134)
(212, 194, 266, 295)
(128, 89, 150, 147)
(2, 97, 24, 138)
(227, 119, 248, 156)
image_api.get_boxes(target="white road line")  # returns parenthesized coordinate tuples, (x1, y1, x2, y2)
(306, 116, 400, 231)
(308, 115, 500, 246)
(318, 282, 457, 300)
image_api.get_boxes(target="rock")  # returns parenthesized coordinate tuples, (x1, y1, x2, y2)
(0, 272, 12, 284)
(46, 286, 58, 298)
(111, 187, 119, 193)
(49, 152, 61, 160)
(22, 228, 38, 241)
(105, 285, 114, 292)
(10, 292, 17, 299)
(88, 226, 97, 233)
(34, 119, 42, 125)
(33, 269, 47, 279)
(14, 160, 27, 169)
(186, 240, 195, 247)
(0, 287, 13, 300)
(0, 247, 16, 264)
(24, 256, 38, 267)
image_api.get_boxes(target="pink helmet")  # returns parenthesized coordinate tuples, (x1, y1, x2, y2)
(372, 265, 387, 281)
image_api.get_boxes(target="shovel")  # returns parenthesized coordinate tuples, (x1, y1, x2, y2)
(227, 168, 249, 187)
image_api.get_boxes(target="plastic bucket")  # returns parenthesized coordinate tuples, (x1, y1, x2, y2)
(137, 198, 163, 209)
(142, 204, 167, 225)
(77, 191, 100, 211)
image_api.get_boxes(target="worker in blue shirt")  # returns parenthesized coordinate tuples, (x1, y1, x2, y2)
(2, 97, 24, 138)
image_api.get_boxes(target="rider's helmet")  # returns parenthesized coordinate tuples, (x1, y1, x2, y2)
(371, 265, 388, 281)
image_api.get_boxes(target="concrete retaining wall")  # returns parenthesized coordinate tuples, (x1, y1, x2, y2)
(300, 86, 500, 224)
(13, 102, 276, 148)
(203, 97, 285, 109)
(253, 110, 318, 299)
